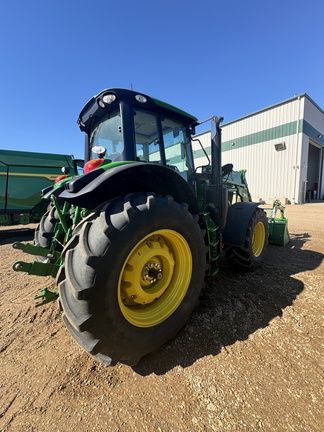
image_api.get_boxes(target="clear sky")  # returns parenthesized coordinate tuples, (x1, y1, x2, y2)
(0, 0, 323, 159)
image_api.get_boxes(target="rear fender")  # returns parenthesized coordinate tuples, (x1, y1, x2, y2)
(42, 173, 90, 200)
(222, 202, 260, 247)
(59, 163, 200, 214)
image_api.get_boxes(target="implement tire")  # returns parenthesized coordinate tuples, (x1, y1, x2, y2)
(224, 207, 268, 271)
(57, 192, 206, 366)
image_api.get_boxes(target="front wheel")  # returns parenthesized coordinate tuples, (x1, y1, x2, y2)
(57, 193, 207, 366)
(224, 207, 268, 271)
(34, 206, 62, 262)
(34, 204, 71, 262)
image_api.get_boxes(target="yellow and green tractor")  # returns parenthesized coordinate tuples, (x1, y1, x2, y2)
(12, 88, 288, 366)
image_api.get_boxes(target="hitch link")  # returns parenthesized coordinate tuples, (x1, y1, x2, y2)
(12, 241, 61, 261)
(12, 260, 60, 277)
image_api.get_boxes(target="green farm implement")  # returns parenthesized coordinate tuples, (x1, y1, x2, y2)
(0, 149, 82, 226)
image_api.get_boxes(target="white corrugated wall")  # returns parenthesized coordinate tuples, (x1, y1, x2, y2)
(192, 96, 311, 204)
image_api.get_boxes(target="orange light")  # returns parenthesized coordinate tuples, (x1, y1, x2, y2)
(83, 158, 104, 173)
(54, 174, 67, 184)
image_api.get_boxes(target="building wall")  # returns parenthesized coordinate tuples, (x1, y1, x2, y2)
(304, 97, 324, 134)
(192, 95, 324, 204)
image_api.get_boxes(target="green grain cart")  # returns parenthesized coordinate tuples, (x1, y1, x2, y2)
(13, 88, 275, 366)
(0, 149, 82, 226)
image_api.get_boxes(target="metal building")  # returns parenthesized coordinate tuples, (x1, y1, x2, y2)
(193, 94, 324, 204)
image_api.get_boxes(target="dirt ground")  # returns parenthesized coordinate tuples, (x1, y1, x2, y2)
(0, 203, 323, 432)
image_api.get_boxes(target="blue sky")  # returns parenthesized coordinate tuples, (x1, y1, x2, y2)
(0, 0, 323, 159)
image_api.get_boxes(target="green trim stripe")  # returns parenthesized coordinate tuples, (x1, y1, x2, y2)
(302, 120, 324, 146)
(222, 121, 297, 152)
(193, 119, 323, 157)
(193, 146, 211, 158)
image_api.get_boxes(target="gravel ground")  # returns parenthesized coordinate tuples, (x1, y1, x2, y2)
(0, 203, 323, 431)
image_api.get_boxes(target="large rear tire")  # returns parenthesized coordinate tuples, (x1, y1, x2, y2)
(57, 193, 207, 366)
(224, 207, 268, 271)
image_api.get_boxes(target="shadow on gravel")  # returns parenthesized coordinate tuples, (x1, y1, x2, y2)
(133, 233, 323, 376)
(0, 227, 35, 245)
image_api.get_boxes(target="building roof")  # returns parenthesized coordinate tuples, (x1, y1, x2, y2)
(223, 93, 324, 127)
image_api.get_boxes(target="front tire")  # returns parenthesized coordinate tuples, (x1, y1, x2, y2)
(34, 206, 58, 250)
(57, 193, 206, 366)
(34, 205, 70, 262)
(34, 206, 61, 262)
(224, 207, 268, 271)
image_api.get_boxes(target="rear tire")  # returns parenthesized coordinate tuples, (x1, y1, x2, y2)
(224, 207, 268, 271)
(57, 193, 207, 366)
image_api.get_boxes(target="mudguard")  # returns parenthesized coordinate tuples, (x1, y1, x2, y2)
(222, 202, 261, 247)
(42, 169, 104, 200)
(59, 163, 200, 214)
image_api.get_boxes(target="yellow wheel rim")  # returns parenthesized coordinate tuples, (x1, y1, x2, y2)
(118, 230, 192, 328)
(252, 221, 266, 257)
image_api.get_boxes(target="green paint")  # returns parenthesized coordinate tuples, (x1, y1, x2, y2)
(222, 121, 298, 152)
(302, 120, 324, 147)
(192, 119, 324, 157)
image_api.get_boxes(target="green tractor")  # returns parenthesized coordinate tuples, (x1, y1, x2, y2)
(13, 88, 269, 366)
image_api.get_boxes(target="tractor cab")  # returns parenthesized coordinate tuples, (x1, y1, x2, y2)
(78, 88, 199, 187)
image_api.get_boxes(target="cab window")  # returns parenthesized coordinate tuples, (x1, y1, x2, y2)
(90, 111, 123, 161)
(161, 117, 189, 177)
(134, 110, 162, 163)
(134, 109, 192, 180)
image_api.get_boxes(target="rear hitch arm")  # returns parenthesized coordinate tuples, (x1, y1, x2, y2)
(12, 241, 61, 261)
(12, 260, 60, 277)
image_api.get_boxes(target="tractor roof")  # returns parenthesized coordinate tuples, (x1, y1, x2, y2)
(78, 88, 199, 133)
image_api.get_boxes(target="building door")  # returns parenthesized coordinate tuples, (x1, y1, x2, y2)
(307, 141, 322, 200)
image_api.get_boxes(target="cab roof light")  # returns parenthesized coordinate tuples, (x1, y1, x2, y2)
(135, 94, 147, 103)
(98, 94, 117, 108)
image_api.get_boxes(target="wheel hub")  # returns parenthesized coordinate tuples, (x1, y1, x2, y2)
(118, 229, 192, 328)
(120, 235, 174, 305)
(252, 221, 266, 257)
(144, 262, 163, 283)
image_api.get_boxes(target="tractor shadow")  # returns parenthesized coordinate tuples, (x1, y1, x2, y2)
(133, 232, 323, 376)
(0, 227, 35, 245)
